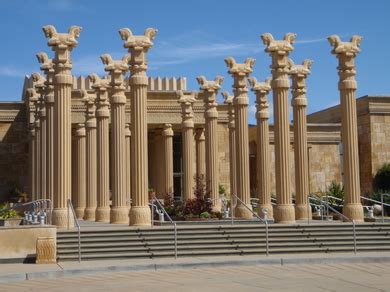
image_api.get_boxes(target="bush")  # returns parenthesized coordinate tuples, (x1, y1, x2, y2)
(0, 203, 18, 219)
(200, 212, 210, 219)
(373, 163, 390, 192)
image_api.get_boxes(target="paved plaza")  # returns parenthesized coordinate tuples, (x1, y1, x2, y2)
(0, 260, 389, 291)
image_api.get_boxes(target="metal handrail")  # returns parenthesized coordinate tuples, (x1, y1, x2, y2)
(381, 194, 390, 223)
(67, 199, 81, 263)
(0, 199, 52, 225)
(310, 194, 356, 254)
(150, 197, 177, 259)
(231, 194, 269, 256)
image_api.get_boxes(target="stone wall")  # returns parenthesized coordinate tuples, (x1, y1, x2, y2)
(0, 103, 29, 202)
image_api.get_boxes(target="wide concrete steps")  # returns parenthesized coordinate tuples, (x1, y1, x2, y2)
(56, 223, 390, 261)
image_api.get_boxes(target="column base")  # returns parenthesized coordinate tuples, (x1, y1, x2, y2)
(110, 206, 129, 224)
(52, 208, 74, 229)
(295, 204, 312, 220)
(84, 207, 96, 221)
(274, 204, 295, 224)
(75, 207, 85, 220)
(129, 206, 151, 226)
(235, 203, 253, 219)
(343, 203, 364, 222)
(258, 203, 274, 220)
(95, 207, 110, 222)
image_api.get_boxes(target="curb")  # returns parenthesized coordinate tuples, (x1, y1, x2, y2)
(1, 255, 390, 283)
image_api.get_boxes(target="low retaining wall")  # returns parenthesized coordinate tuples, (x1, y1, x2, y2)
(0, 225, 56, 263)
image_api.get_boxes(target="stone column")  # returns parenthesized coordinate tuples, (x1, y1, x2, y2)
(195, 128, 206, 180)
(261, 33, 296, 223)
(248, 77, 273, 220)
(101, 54, 130, 224)
(125, 123, 132, 210)
(222, 92, 237, 199)
(328, 35, 364, 222)
(154, 128, 164, 197)
(178, 91, 196, 200)
(162, 124, 174, 195)
(196, 76, 224, 212)
(72, 124, 86, 219)
(26, 87, 39, 201)
(289, 59, 313, 220)
(120, 27, 157, 226)
(225, 58, 255, 219)
(36, 53, 55, 204)
(89, 74, 111, 222)
(82, 91, 97, 221)
(43, 25, 81, 227)
(36, 83, 47, 201)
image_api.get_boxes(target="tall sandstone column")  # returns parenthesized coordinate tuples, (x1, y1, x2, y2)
(178, 91, 196, 200)
(328, 35, 364, 222)
(195, 128, 206, 181)
(72, 124, 86, 219)
(43, 25, 81, 227)
(162, 124, 174, 195)
(154, 128, 164, 197)
(82, 91, 97, 221)
(222, 92, 237, 199)
(249, 77, 273, 219)
(289, 59, 313, 220)
(89, 74, 111, 222)
(125, 123, 132, 210)
(225, 57, 255, 219)
(261, 33, 296, 223)
(36, 53, 55, 204)
(101, 54, 130, 224)
(26, 87, 39, 201)
(120, 28, 157, 226)
(196, 76, 224, 212)
(36, 80, 47, 200)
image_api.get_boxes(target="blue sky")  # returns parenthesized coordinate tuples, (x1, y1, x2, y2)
(0, 0, 389, 124)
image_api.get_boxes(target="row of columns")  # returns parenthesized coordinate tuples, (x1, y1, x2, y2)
(27, 25, 365, 227)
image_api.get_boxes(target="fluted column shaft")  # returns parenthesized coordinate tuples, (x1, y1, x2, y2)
(178, 92, 196, 200)
(34, 117, 42, 200)
(154, 129, 164, 197)
(262, 33, 296, 223)
(110, 96, 127, 223)
(39, 102, 47, 200)
(45, 94, 54, 204)
(28, 127, 37, 201)
(290, 60, 313, 220)
(328, 35, 364, 221)
(125, 123, 132, 210)
(250, 78, 273, 219)
(162, 124, 174, 195)
(205, 104, 219, 211)
(195, 128, 206, 181)
(72, 124, 86, 219)
(43, 25, 81, 228)
(96, 105, 110, 221)
(121, 27, 157, 227)
(84, 114, 97, 221)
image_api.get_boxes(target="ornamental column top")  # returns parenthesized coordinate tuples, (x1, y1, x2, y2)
(288, 59, 313, 78)
(222, 91, 233, 105)
(248, 77, 272, 96)
(101, 54, 130, 75)
(36, 52, 54, 74)
(177, 90, 196, 125)
(196, 76, 224, 93)
(42, 25, 81, 64)
(81, 89, 96, 124)
(328, 35, 362, 57)
(88, 73, 110, 102)
(224, 57, 255, 76)
(119, 28, 157, 51)
(261, 33, 296, 55)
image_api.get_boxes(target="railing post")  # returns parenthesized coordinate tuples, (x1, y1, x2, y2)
(174, 222, 177, 259)
(265, 221, 269, 256)
(352, 220, 357, 254)
(382, 193, 384, 223)
(67, 200, 70, 230)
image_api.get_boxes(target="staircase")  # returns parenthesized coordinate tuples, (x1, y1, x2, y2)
(56, 223, 390, 261)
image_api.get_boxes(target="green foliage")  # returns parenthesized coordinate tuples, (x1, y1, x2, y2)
(219, 184, 226, 195)
(0, 203, 18, 219)
(324, 181, 344, 206)
(373, 163, 390, 192)
(200, 212, 210, 219)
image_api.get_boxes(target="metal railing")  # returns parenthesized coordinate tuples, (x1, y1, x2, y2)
(150, 197, 177, 259)
(231, 194, 269, 256)
(360, 195, 390, 223)
(67, 199, 81, 262)
(0, 199, 52, 225)
(381, 194, 390, 223)
(310, 194, 357, 254)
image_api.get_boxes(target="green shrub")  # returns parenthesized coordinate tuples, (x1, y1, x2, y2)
(0, 203, 18, 219)
(219, 184, 226, 195)
(373, 163, 390, 192)
(200, 212, 210, 219)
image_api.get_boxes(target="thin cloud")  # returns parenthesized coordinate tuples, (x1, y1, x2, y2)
(295, 37, 327, 45)
(47, 0, 86, 12)
(0, 66, 30, 78)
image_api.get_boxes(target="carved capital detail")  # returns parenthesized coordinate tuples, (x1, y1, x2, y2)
(249, 77, 271, 119)
(289, 59, 312, 102)
(101, 54, 129, 104)
(177, 90, 196, 125)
